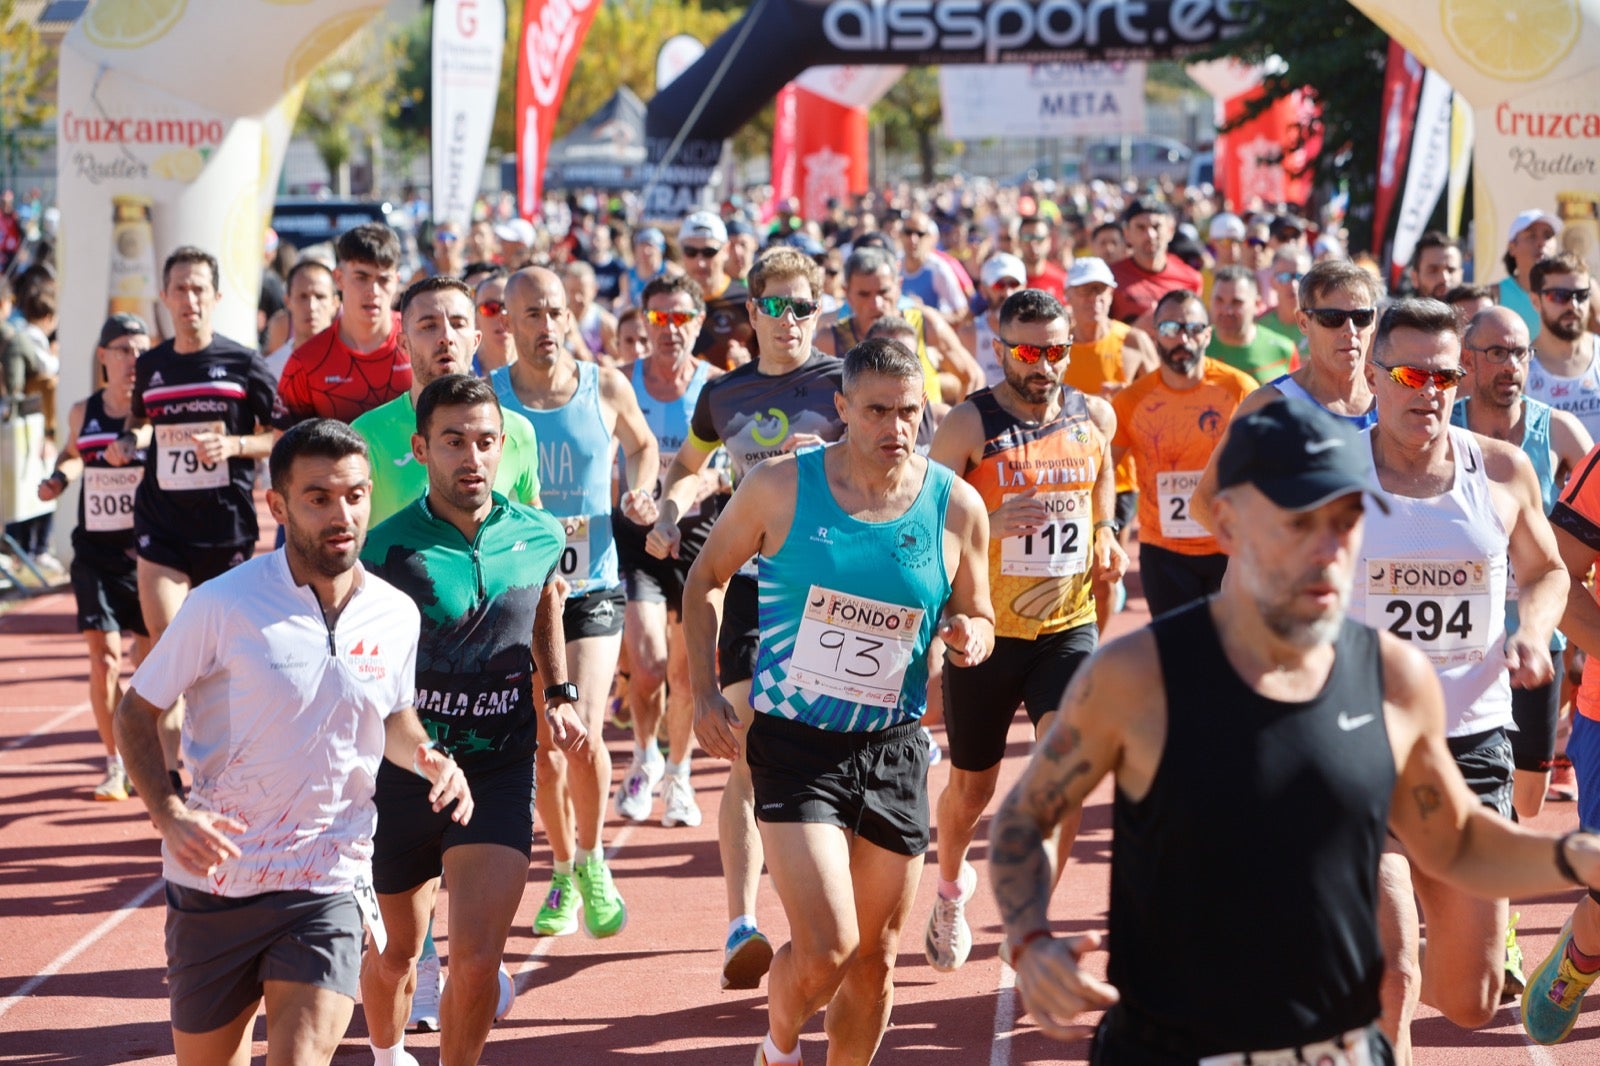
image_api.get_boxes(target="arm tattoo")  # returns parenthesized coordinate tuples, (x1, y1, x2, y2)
(1412, 784, 1441, 820)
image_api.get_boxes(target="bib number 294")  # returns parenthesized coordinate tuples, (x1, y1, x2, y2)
(1385, 599, 1472, 643)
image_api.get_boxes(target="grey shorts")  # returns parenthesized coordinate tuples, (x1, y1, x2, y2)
(164, 882, 362, 1034)
(1448, 726, 1515, 821)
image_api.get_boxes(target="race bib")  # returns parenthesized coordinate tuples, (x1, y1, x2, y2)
(788, 585, 924, 708)
(1157, 470, 1206, 539)
(352, 871, 387, 953)
(1001, 490, 1090, 577)
(1367, 558, 1490, 666)
(558, 516, 591, 583)
(155, 421, 228, 491)
(83, 466, 142, 532)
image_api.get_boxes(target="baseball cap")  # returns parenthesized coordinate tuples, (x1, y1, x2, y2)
(785, 232, 825, 257)
(494, 218, 536, 247)
(99, 313, 149, 348)
(680, 210, 727, 246)
(726, 218, 757, 239)
(1507, 208, 1562, 243)
(1215, 397, 1389, 514)
(1067, 257, 1116, 289)
(980, 253, 1027, 288)
(1208, 213, 1246, 242)
(1120, 197, 1172, 224)
(635, 227, 666, 250)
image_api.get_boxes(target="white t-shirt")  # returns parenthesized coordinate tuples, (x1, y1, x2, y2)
(264, 338, 295, 384)
(129, 550, 420, 897)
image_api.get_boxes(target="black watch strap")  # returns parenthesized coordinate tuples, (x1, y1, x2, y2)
(543, 682, 580, 705)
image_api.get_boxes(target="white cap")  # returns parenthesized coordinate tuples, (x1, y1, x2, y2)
(1067, 257, 1117, 289)
(494, 218, 536, 246)
(1507, 208, 1562, 243)
(980, 253, 1027, 288)
(680, 210, 727, 246)
(1208, 212, 1246, 242)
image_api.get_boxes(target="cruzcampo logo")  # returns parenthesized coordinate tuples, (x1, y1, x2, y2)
(750, 407, 790, 446)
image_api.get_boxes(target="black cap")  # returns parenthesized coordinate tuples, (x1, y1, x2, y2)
(1215, 397, 1389, 514)
(99, 313, 149, 348)
(1121, 197, 1173, 224)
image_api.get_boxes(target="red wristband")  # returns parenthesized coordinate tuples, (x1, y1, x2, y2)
(1009, 928, 1053, 968)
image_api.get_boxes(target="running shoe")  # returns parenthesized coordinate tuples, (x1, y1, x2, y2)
(93, 764, 130, 801)
(532, 871, 579, 936)
(661, 773, 702, 828)
(922, 725, 943, 767)
(924, 861, 977, 972)
(1112, 579, 1128, 614)
(408, 950, 442, 1032)
(1522, 917, 1600, 1044)
(614, 756, 664, 822)
(723, 923, 773, 990)
(753, 1044, 800, 1065)
(1548, 757, 1578, 802)
(575, 854, 628, 938)
(1502, 911, 1526, 1003)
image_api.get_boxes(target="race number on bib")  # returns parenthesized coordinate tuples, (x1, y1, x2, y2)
(155, 421, 228, 491)
(559, 517, 591, 582)
(1001, 490, 1090, 577)
(788, 586, 925, 708)
(1157, 470, 1206, 539)
(1367, 558, 1490, 666)
(83, 466, 142, 532)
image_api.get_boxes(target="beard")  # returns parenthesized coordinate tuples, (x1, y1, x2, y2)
(287, 521, 364, 580)
(1159, 345, 1201, 374)
(1542, 313, 1582, 343)
(1256, 571, 1347, 649)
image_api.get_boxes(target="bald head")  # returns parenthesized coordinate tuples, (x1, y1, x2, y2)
(1464, 305, 1530, 351)
(506, 266, 570, 368)
(1463, 305, 1532, 410)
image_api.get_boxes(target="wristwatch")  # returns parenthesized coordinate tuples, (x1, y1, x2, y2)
(544, 682, 580, 706)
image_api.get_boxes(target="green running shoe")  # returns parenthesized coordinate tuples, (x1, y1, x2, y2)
(575, 853, 628, 938)
(532, 870, 579, 936)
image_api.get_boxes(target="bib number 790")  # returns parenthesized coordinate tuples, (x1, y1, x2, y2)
(1385, 599, 1472, 643)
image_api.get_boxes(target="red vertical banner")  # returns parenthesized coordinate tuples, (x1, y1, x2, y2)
(768, 83, 799, 218)
(1216, 88, 1319, 210)
(791, 88, 869, 222)
(1372, 39, 1425, 252)
(515, 0, 600, 218)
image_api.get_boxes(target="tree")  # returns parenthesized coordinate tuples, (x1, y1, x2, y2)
(295, 20, 406, 194)
(0, 0, 57, 178)
(872, 67, 943, 184)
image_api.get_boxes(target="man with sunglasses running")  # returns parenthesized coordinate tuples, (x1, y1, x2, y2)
(1526, 252, 1600, 440)
(647, 247, 845, 991)
(1351, 298, 1566, 1057)
(1111, 289, 1256, 617)
(924, 289, 1125, 973)
(681, 211, 755, 371)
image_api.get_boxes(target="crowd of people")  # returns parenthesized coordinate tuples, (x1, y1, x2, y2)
(12, 171, 1600, 1065)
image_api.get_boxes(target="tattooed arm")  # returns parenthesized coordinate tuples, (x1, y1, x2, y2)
(1384, 632, 1600, 896)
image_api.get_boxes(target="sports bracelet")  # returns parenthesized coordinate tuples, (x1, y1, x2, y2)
(1556, 830, 1586, 886)
(1009, 927, 1053, 968)
(1092, 519, 1117, 533)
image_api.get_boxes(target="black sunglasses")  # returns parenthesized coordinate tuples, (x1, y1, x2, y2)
(682, 246, 721, 260)
(1304, 307, 1377, 329)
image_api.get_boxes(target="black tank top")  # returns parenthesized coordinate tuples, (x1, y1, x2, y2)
(1109, 600, 1393, 1052)
(72, 391, 141, 560)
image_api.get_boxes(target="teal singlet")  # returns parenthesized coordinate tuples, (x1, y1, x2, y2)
(492, 361, 617, 595)
(751, 445, 954, 732)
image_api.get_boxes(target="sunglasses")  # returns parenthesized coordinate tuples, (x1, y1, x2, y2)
(1022, 233, 1051, 243)
(1539, 286, 1590, 305)
(1246, 237, 1269, 248)
(999, 338, 1072, 364)
(902, 229, 930, 239)
(1467, 344, 1531, 365)
(645, 309, 700, 328)
(1155, 320, 1210, 339)
(753, 295, 820, 321)
(682, 245, 722, 260)
(1273, 270, 1305, 285)
(1304, 307, 1377, 329)
(476, 299, 506, 317)
(1373, 362, 1467, 389)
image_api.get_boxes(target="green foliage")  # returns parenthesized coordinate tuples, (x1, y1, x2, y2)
(0, 0, 56, 133)
(872, 66, 942, 183)
(294, 20, 406, 191)
(387, 9, 432, 162)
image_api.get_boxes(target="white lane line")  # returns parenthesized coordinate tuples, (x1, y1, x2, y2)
(989, 960, 1018, 1066)
(0, 876, 164, 1021)
(0, 703, 90, 755)
(512, 824, 637, 988)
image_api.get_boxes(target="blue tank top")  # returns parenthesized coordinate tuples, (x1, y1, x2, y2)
(752, 446, 954, 732)
(492, 361, 617, 595)
(632, 357, 708, 459)
(1268, 373, 1377, 428)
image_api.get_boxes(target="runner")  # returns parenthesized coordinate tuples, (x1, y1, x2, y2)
(923, 289, 1124, 973)
(1109, 198, 1202, 332)
(36, 314, 150, 801)
(612, 274, 725, 829)
(359, 374, 586, 1066)
(114, 418, 466, 1066)
(900, 209, 970, 322)
(352, 276, 541, 527)
(492, 266, 659, 940)
(1526, 252, 1600, 440)
(1207, 264, 1298, 385)
(1499, 210, 1561, 341)
(472, 269, 515, 376)
(614, 307, 649, 366)
(1445, 284, 1498, 332)
(1016, 216, 1067, 300)
(274, 224, 407, 427)
(1346, 299, 1565, 1057)
(1410, 232, 1465, 300)
(617, 227, 670, 311)
(263, 259, 339, 382)
(1111, 289, 1256, 617)
(646, 246, 844, 991)
(989, 394, 1600, 1057)
(680, 211, 755, 371)
(957, 252, 1026, 388)
(1257, 244, 1311, 354)
(564, 260, 618, 365)
(685, 337, 994, 1065)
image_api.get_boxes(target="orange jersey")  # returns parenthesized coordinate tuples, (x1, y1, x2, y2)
(1111, 359, 1256, 555)
(1066, 322, 1138, 494)
(964, 388, 1103, 638)
(1553, 449, 1600, 721)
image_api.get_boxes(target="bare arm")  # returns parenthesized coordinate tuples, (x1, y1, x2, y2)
(1190, 385, 1281, 533)
(1119, 327, 1160, 385)
(926, 399, 980, 477)
(383, 707, 473, 823)
(1554, 526, 1600, 657)
(923, 307, 982, 400)
(1489, 439, 1565, 683)
(37, 401, 86, 501)
(646, 440, 718, 557)
(1084, 396, 1128, 583)
(532, 577, 587, 751)
(937, 477, 995, 668)
(1550, 408, 1594, 485)
(602, 366, 661, 526)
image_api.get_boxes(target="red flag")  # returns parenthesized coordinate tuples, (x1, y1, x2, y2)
(767, 83, 799, 220)
(515, 0, 601, 218)
(1372, 39, 1425, 253)
(1216, 88, 1319, 211)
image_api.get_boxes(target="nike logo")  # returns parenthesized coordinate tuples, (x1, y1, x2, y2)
(1337, 712, 1376, 731)
(393, 454, 415, 467)
(1306, 438, 1344, 454)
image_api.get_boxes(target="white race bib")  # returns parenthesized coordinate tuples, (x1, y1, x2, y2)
(1157, 470, 1206, 539)
(1367, 558, 1490, 666)
(558, 516, 591, 582)
(352, 871, 387, 953)
(155, 421, 228, 491)
(83, 466, 142, 532)
(1001, 490, 1091, 577)
(788, 585, 925, 708)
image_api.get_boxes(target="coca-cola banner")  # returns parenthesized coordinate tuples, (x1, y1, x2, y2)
(432, 0, 506, 233)
(1372, 40, 1425, 256)
(645, 0, 1249, 216)
(515, 0, 601, 217)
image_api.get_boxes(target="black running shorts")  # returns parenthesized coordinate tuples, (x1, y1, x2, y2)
(944, 623, 1098, 772)
(372, 759, 534, 895)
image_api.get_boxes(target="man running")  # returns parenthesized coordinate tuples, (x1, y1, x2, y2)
(1500, 210, 1562, 341)
(686, 338, 994, 1065)
(899, 209, 970, 322)
(359, 375, 586, 1066)
(958, 252, 1026, 388)
(989, 394, 1600, 1058)
(263, 259, 339, 382)
(1410, 232, 1465, 301)
(1207, 264, 1298, 385)
(1526, 252, 1600, 440)
(1257, 245, 1312, 354)
(472, 269, 515, 376)
(1111, 289, 1256, 617)
(1016, 215, 1067, 300)
(681, 211, 755, 371)
(493, 266, 659, 940)
(564, 260, 618, 365)
(115, 419, 468, 1066)
(1109, 198, 1202, 331)
(1348, 299, 1565, 1057)
(646, 246, 844, 990)
(924, 290, 1124, 973)
(38, 314, 150, 800)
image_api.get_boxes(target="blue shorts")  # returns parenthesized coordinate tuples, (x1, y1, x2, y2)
(1570, 712, 1600, 832)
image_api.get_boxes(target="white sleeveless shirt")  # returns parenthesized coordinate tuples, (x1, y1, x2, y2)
(973, 312, 1003, 388)
(1525, 335, 1600, 443)
(1348, 427, 1510, 738)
